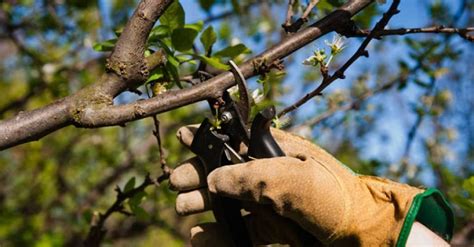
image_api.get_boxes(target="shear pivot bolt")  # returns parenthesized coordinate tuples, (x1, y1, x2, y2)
(221, 112, 233, 123)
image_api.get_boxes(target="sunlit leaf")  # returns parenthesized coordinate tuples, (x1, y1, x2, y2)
(185, 21, 204, 32)
(160, 1, 185, 30)
(200, 26, 217, 54)
(194, 55, 229, 70)
(93, 39, 117, 52)
(214, 44, 251, 58)
(124, 177, 136, 193)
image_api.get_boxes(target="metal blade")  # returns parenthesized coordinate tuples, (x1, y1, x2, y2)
(224, 142, 246, 163)
(229, 60, 251, 126)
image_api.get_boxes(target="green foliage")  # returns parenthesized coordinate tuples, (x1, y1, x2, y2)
(124, 177, 136, 192)
(171, 28, 199, 51)
(93, 39, 117, 52)
(159, 1, 185, 30)
(200, 26, 217, 54)
(214, 44, 251, 58)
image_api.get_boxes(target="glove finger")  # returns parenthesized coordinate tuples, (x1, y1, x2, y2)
(169, 157, 206, 192)
(207, 155, 347, 238)
(176, 188, 211, 216)
(207, 156, 306, 204)
(176, 124, 200, 149)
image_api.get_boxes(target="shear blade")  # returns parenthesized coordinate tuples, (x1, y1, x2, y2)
(224, 142, 245, 163)
(229, 60, 251, 126)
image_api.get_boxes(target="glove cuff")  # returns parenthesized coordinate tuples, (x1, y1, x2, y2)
(396, 188, 454, 246)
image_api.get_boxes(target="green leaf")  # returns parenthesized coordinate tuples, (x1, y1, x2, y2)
(171, 28, 199, 52)
(149, 25, 171, 42)
(82, 210, 93, 223)
(195, 55, 229, 70)
(146, 69, 164, 83)
(463, 176, 474, 196)
(185, 21, 204, 32)
(160, 1, 185, 30)
(129, 191, 147, 209)
(114, 27, 123, 37)
(165, 54, 182, 88)
(92, 39, 117, 52)
(124, 177, 136, 193)
(131, 205, 149, 221)
(200, 26, 217, 54)
(214, 44, 251, 58)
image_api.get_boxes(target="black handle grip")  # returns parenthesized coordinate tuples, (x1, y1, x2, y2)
(248, 106, 285, 158)
(191, 119, 253, 247)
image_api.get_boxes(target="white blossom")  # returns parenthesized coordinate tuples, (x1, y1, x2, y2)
(325, 34, 346, 55)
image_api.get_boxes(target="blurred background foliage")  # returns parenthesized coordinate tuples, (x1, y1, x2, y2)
(0, 0, 473, 246)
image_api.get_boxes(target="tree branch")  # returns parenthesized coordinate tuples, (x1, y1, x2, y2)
(106, 0, 173, 94)
(290, 72, 404, 132)
(0, 0, 375, 150)
(0, 0, 171, 150)
(283, 0, 321, 33)
(71, 0, 376, 128)
(278, 0, 401, 117)
(84, 175, 155, 247)
(348, 26, 474, 41)
(283, 0, 296, 29)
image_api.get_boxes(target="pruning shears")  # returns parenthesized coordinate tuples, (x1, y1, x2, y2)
(190, 60, 285, 247)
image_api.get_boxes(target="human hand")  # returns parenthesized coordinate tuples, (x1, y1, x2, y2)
(170, 126, 423, 246)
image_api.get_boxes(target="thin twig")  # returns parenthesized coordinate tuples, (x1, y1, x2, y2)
(291, 60, 428, 130)
(84, 175, 155, 247)
(278, 0, 401, 117)
(347, 26, 474, 42)
(283, 0, 296, 29)
(145, 85, 171, 184)
(291, 74, 402, 132)
(152, 114, 172, 184)
(204, 2, 260, 24)
(302, 0, 320, 21)
(399, 76, 436, 175)
(283, 0, 320, 33)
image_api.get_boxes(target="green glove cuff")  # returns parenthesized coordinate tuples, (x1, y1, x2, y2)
(396, 188, 454, 247)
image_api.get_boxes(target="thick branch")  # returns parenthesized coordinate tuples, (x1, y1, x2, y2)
(0, 98, 71, 150)
(106, 0, 173, 94)
(0, 0, 170, 150)
(73, 0, 376, 127)
(0, 0, 375, 150)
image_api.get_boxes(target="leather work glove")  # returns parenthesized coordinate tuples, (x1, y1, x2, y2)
(169, 126, 427, 246)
